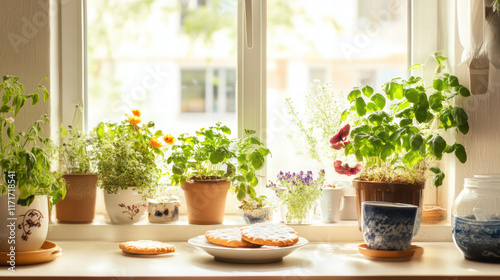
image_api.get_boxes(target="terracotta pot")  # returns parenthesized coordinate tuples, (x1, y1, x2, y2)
(55, 174, 98, 223)
(352, 179, 424, 232)
(181, 180, 231, 225)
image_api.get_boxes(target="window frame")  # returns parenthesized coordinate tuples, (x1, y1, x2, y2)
(60, 0, 454, 220)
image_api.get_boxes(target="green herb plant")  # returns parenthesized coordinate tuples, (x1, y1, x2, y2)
(0, 76, 66, 207)
(337, 55, 470, 186)
(94, 111, 170, 198)
(167, 122, 271, 207)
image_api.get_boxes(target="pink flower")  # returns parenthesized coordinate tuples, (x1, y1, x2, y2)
(330, 124, 351, 150)
(334, 160, 362, 176)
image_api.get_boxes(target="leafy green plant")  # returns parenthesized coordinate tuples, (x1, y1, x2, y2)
(0, 76, 66, 207)
(334, 55, 470, 186)
(94, 109, 171, 198)
(167, 122, 271, 206)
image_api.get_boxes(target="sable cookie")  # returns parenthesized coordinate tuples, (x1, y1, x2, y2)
(205, 227, 261, 248)
(241, 223, 299, 247)
(119, 240, 176, 255)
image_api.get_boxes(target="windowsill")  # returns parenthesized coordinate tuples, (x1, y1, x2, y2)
(7, 241, 500, 279)
(47, 214, 452, 242)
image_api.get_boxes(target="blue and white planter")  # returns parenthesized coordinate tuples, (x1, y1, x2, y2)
(148, 198, 181, 223)
(362, 201, 418, 251)
(241, 206, 272, 224)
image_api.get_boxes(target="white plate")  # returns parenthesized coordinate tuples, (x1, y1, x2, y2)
(188, 235, 309, 264)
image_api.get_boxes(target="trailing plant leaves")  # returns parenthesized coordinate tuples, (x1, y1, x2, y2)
(341, 109, 349, 121)
(458, 122, 469, 134)
(451, 107, 468, 125)
(429, 166, 445, 187)
(354, 97, 367, 116)
(410, 134, 423, 150)
(370, 93, 386, 110)
(31, 93, 39, 105)
(249, 150, 265, 169)
(455, 144, 467, 163)
(429, 92, 444, 112)
(459, 86, 471, 97)
(348, 89, 361, 102)
(0, 105, 12, 113)
(404, 88, 419, 103)
(429, 135, 447, 158)
(433, 79, 445, 91)
(407, 63, 422, 70)
(362, 85, 374, 98)
(7, 124, 14, 139)
(384, 82, 404, 100)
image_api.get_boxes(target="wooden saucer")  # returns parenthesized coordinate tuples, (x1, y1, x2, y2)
(0, 241, 62, 265)
(358, 244, 423, 261)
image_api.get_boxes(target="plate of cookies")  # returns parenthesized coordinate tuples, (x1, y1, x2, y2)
(188, 223, 308, 263)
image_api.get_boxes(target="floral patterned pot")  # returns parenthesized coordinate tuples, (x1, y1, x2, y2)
(0, 195, 49, 252)
(241, 206, 272, 224)
(103, 188, 147, 224)
(148, 200, 181, 223)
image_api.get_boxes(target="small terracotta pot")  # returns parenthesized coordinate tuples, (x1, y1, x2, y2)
(56, 174, 98, 223)
(181, 180, 230, 224)
(352, 179, 424, 232)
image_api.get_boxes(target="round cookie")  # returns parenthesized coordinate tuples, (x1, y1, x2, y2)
(241, 223, 299, 247)
(205, 227, 261, 248)
(119, 240, 176, 255)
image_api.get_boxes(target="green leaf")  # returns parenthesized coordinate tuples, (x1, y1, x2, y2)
(7, 124, 14, 139)
(448, 75, 459, 87)
(354, 97, 367, 117)
(249, 150, 265, 170)
(410, 134, 424, 150)
(237, 190, 246, 201)
(407, 63, 422, 70)
(370, 93, 386, 110)
(402, 150, 422, 167)
(451, 107, 468, 125)
(429, 92, 444, 112)
(31, 93, 39, 105)
(172, 165, 184, 175)
(95, 122, 105, 139)
(154, 130, 163, 138)
(43, 89, 49, 102)
(390, 127, 405, 142)
(381, 143, 395, 160)
(367, 113, 383, 126)
(455, 144, 467, 163)
(384, 82, 404, 100)
(433, 79, 445, 91)
(429, 166, 445, 187)
(0, 105, 12, 113)
(429, 135, 447, 158)
(258, 147, 270, 156)
(459, 86, 471, 97)
(341, 109, 349, 121)
(404, 88, 419, 103)
(415, 107, 428, 123)
(348, 89, 361, 102)
(458, 122, 469, 134)
(221, 125, 231, 135)
(362, 85, 374, 98)
(365, 102, 378, 113)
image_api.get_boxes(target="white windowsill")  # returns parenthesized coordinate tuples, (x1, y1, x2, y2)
(47, 214, 452, 242)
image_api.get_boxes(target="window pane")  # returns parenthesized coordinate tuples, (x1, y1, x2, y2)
(266, 0, 408, 181)
(87, 0, 237, 137)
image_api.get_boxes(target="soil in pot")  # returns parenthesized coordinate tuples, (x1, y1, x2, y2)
(353, 180, 424, 231)
(181, 180, 231, 225)
(55, 174, 98, 223)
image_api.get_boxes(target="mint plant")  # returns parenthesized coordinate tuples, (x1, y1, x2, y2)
(167, 122, 271, 206)
(335, 56, 470, 186)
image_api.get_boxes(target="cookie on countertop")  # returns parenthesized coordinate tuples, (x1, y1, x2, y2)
(205, 227, 261, 248)
(119, 240, 176, 255)
(241, 223, 299, 247)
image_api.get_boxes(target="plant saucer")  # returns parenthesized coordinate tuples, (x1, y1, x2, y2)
(358, 244, 423, 261)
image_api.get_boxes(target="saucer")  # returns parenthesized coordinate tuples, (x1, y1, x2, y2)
(0, 241, 62, 265)
(358, 244, 423, 261)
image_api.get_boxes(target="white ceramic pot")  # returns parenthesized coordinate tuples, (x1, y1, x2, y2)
(103, 188, 147, 224)
(319, 188, 344, 223)
(148, 201, 181, 223)
(0, 195, 49, 252)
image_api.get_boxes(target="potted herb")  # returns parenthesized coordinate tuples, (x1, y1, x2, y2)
(238, 196, 272, 224)
(0, 76, 66, 252)
(168, 123, 270, 225)
(94, 109, 172, 224)
(267, 170, 325, 224)
(332, 56, 471, 230)
(148, 185, 181, 223)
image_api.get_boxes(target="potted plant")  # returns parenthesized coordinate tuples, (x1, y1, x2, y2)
(267, 170, 325, 224)
(0, 76, 66, 252)
(94, 109, 172, 224)
(332, 55, 471, 230)
(148, 185, 181, 223)
(56, 106, 98, 223)
(168, 123, 270, 225)
(238, 196, 272, 224)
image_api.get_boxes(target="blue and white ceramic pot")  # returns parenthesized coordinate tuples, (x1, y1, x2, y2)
(241, 206, 272, 224)
(452, 176, 500, 263)
(362, 201, 418, 251)
(148, 197, 181, 223)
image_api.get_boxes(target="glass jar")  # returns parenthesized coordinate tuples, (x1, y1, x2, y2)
(279, 202, 316, 224)
(452, 177, 500, 263)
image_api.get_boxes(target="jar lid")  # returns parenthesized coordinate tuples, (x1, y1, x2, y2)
(464, 177, 500, 189)
(474, 174, 500, 179)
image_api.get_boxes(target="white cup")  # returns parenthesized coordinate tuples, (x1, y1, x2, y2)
(319, 188, 345, 223)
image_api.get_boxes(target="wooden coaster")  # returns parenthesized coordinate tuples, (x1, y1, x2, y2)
(358, 244, 423, 261)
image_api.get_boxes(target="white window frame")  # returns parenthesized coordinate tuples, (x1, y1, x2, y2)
(58, 0, 456, 226)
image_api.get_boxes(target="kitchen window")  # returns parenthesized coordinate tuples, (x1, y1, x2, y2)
(60, 0, 452, 221)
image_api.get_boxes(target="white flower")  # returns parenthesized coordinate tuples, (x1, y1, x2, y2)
(6, 117, 14, 123)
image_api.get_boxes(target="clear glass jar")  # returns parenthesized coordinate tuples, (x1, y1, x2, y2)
(452, 177, 500, 263)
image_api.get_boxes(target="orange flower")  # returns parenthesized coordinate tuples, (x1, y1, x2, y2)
(163, 134, 176, 145)
(150, 137, 163, 148)
(128, 115, 141, 125)
(132, 109, 141, 117)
